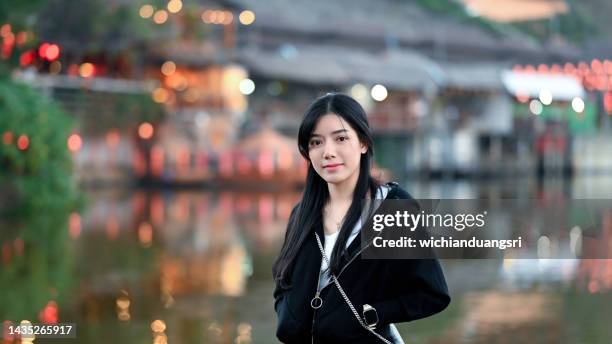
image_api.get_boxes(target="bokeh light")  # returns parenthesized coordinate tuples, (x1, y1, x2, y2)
(538, 89, 552, 105)
(161, 61, 176, 76)
(529, 99, 543, 115)
(153, 10, 168, 24)
(167, 0, 182, 14)
(67, 133, 82, 152)
(239, 78, 255, 95)
(17, 134, 29, 150)
(79, 63, 95, 78)
(571, 97, 585, 113)
(138, 122, 154, 140)
(239, 10, 256, 25)
(371, 84, 388, 101)
(139, 4, 154, 18)
(152, 88, 169, 103)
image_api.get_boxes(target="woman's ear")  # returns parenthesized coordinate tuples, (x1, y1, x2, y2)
(360, 142, 368, 154)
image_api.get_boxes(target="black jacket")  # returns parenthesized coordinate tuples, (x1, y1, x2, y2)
(273, 182, 451, 343)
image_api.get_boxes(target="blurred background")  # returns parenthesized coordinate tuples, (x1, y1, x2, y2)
(1, 0, 611, 343)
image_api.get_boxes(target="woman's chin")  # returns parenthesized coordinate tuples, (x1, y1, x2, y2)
(321, 174, 349, 184)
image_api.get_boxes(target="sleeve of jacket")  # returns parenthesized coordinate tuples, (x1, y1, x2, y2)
(372, 258, 450, 325)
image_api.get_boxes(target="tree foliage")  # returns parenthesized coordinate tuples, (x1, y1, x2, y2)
(0, 79, 79, 216)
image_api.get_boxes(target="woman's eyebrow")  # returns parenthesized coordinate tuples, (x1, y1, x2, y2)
(310, 129, 348, 137)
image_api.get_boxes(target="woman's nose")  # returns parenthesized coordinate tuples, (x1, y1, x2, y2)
(323, 141, 336, 159)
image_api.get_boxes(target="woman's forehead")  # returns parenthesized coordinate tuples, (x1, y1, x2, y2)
(311, 114, 354, 136)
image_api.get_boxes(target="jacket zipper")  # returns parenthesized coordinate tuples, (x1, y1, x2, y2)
(311, 237, 368, 343)
(311, 258, 323, 344)
(312, 186, 398, 342)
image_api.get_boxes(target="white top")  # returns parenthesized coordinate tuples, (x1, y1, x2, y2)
(318, 185, 390, 289)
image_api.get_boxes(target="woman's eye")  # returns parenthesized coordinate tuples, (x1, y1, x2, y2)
(336, 136, 349, 142)
(309, 140, 322, 147)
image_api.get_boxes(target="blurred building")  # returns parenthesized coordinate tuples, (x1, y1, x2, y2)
(9, 0, 612, 182)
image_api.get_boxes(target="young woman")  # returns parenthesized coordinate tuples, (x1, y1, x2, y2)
(272, 93, 450, 343)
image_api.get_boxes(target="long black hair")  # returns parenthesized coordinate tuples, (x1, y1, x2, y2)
(272, 92, 380, 288)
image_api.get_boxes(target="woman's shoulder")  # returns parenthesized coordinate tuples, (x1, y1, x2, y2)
(383, 181, 414, 201)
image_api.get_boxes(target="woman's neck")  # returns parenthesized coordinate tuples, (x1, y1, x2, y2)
(327, 184, 354, 204)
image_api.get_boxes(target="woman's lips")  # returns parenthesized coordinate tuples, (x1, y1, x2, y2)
(323, 163, 343, 170)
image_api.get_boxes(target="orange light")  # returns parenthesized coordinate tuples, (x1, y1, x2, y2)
(213, 11, 223, 24)
(2, 131, 13, 145)
(222, 11, 234, 25)
(537, 64, 549, 73)
(550, 64, 561, 74)
(201, 10, 211, 23)
(69, 212, 81, 239)
(106, 129, 120, 148)
(161, 61, 176, 76)
(67, 133, 82, 152)
(17, 135, 29, 150)
(201, 9, 232, 24)
(138, 122, 154, 139)
(152, 88, 169, 103)
(138, 222, 153, 246)
(45, 44, 60, 60)
(139, 4, 154, 18)
(153, 10, 168, 24)
(79, 63, 95, 78)
(165, 73, 188, 91)
(167, 0, 183, 13)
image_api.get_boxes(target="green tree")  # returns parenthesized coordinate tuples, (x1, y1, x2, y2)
(0, 79, 81, 320)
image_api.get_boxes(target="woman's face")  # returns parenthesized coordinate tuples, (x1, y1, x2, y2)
(307, 114, 367, 185)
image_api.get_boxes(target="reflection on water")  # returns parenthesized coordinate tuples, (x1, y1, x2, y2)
(1, 177, 611, 343)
